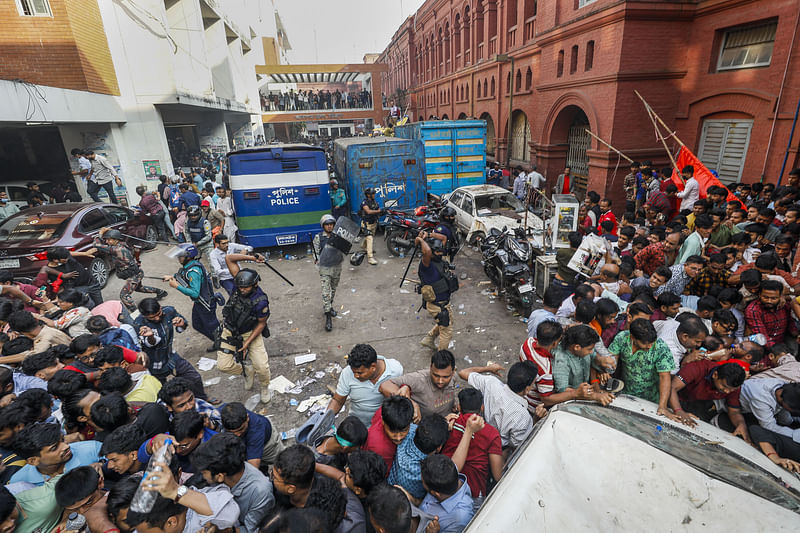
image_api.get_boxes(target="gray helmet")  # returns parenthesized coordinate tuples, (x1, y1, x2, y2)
(320, 214, 336, 227)
(187, 205, 201, 218)
(440, 206, 456, 223)
(427, 238, 445, 254)
(104, 229, 123, 241)
(350, 250, 366, 266)
(234, 268, 260, 288)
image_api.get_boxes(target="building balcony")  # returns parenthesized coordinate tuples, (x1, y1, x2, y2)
(489, 36, 497, 56)
(524, 17, 535, 42)
(507, 26, 517, 51)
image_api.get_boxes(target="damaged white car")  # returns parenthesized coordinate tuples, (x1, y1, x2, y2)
(443, 185, 545, 247)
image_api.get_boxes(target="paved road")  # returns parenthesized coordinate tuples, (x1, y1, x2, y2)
(104, 240, 529, 438)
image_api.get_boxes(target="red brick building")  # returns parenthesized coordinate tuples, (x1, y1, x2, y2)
(378, 0, 800, 204)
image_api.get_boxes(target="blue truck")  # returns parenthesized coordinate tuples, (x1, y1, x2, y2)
(394, 120, 487, 197)
(333, 137, 427, 218)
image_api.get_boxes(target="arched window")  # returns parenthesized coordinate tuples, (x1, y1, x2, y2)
(570, 45, 578, 74)
(454, 14, 461, 58)
(525, 67, 532, 90)
(557, 50, 564, 77)
(466, 83, 469, 100)
(491, 76, 496, 96)
(506, 72, 511, 93)
(585, 40, 595, 71)
(515, 69, 522, 91)
(483, 79, 488, 97)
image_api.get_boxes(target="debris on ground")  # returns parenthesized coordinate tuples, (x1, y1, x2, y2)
(297, 394, 329, 413)
(295, 353, 317, 365)
(197, 357, 216, 371)
(268, 375, 295, 394)
(203, 377, 221, 386)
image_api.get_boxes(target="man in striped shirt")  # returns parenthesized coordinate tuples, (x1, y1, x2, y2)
(520, 321, 598, 414)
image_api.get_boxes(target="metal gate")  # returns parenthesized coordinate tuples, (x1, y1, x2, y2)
(510, 111, 531, 162)
(566, 117, 590, 195)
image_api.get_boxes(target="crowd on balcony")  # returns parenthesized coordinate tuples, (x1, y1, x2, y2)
(260, 89, 373, 112)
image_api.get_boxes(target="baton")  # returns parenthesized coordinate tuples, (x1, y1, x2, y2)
(399, 245, 418, 288)
(261, 261, 295, 287)
(121, 233, 172, 245)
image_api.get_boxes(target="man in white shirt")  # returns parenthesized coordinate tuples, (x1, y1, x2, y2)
(86, 151, 122, 204)
(209, 234, 261, 297)
(528, 164, 545, 191)
(216, 187, 238, 242)
(676, 165, 700, 213)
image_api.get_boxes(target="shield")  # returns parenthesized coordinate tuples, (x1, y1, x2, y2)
(326, 216, 361, 254)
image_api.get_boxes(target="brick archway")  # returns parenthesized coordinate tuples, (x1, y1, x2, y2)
(542, 92, 599, 146)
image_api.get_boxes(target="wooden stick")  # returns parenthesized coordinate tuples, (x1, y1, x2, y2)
(636, 93, 681, 178)
(584, 129, 634, 163)
(634, 90, 686, 149)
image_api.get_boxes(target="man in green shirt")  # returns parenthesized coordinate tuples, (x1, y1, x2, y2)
(676, 214, 712, 264)
(13, 474, 63, 533)
(708, 208, 741, 250)
(608, 319, 677, 420)
(552, 325, 615, 407)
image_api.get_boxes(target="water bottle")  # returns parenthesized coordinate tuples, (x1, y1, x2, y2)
(129, 439, 173, 513)
(746, 334, 767, 345)
(65, 512, 87, 532)
(306, 244, 313, 256)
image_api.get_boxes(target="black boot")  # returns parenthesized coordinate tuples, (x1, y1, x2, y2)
(325, 312, 333, 332)
(329, 308, 337, 317)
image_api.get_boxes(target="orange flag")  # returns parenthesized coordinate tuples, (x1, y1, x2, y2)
(670, 146, 740, 205)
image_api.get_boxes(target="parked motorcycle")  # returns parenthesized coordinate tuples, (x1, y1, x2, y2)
(480, 226, 534, 316)
(384, 206, 441, 257)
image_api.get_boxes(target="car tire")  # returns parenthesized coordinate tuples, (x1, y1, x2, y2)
(90, 258, 110, 288)
(142, 226, 158, 250)
(469, 231, 486, 246)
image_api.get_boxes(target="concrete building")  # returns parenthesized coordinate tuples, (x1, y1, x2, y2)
(0, 0, 281, 204)
(378, 0, 800, 204)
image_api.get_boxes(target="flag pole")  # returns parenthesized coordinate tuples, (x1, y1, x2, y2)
(584, 129, 634, 163)
(635, 91, 682, 179)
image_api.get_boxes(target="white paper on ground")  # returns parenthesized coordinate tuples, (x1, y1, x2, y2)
(203, 377, 221, 386)
(295, 353, 317, 365)
(268, 375, 295, 393)
(197, 357, 217, 371)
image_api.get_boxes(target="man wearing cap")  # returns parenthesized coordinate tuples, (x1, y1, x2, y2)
(92, 227, 166, 311)
(330, 178, 348, 219)
(360, 188, 381, 265)
(0, 192, 19, 222)
(313, 214, 345, 332)
(200, 198, 225, 239)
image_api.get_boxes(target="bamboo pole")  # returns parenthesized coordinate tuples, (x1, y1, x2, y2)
(584, 129, 634, 163)
(635, 91, 682, 179)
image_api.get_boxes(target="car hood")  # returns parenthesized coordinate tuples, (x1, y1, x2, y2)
(466, 396, 800, 531)
(475, 211, 544, 231)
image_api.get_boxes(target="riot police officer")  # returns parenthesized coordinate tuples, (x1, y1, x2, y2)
(183, 205, 213, 263)
(313, 214, 344, 332)
(415, 231, 458, 351)
(218, 257, 272, 403)
(359, 188, 381, 265)
(164, 243, 220, 349)
(432, 205, 460, 262)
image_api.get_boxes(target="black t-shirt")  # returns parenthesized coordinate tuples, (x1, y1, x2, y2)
(54, 257, 93, 288)
(360, 199, 379, 223)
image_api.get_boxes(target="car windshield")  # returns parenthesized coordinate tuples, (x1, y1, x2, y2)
(0, 213, 70, 242)
(474, 192, 525, 215)
(558, 402, 800, 514)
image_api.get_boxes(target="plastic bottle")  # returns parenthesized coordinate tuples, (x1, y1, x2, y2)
(746, 333, 767, 345)
(65, 512, 87, 532)
(129, 439, 173, 513)
(306, 244, 313, 256)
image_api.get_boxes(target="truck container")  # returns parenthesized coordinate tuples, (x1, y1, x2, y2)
(333, 137, 427, 217)
(394, 120, 486, 197)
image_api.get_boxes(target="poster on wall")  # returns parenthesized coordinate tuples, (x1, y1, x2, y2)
(142, 160, 161, 180)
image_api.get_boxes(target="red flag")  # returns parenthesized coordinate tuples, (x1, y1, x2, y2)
(670, 146, 740, 205)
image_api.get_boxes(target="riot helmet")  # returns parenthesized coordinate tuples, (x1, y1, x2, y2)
(320, 214, 336, 228)
(350, 250, 366, 266)
(187, 205, 201, 219)
(234, 268, 260, 288)
(172, 243, 199, 263)
(364, 188, 376, 196)
(103, 229, 123, 241)
(427, 238, 445, 255)
(440, 206, 456, 224)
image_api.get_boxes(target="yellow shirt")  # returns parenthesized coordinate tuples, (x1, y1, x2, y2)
(125, 373, 163, 403)
(686, 212, 696, 232)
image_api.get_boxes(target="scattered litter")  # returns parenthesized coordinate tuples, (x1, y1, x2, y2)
(478, 280, 492, 286)
(351, 288, 356, 292)
(341, 310, 350, 316)
(290, 327, 299, 332)
(244, 394, 261, 411)
(448, 340, 455, 349)
(295, 353, 317, 365)
(268, 375, 295, 394)
(460, 272, 467, 280)
(481, 350, 487, 353)
(399, 289, 410, 294)
(197, 357, 216, 371)
(286, 377, 317, 394)
(382, 260, 388, 264)
(493, 346, 498, 350)
(279, 428, 296, 440)
(519, 317, 527, 322)
(480, 289, 492, 296)
(506, 305, 514, 311)
(289, 399, 298, 406)
(228, 375, 238, 380)
(297, 394, 328, 413)
(326, 363, 342, 375)
(288, 320, 293, 325)
(314, 371, 326, 379)
(458, 304, 465, 309)
(203, 377, 221, 386)
(464, 356, 473, 364)
(458, 312, 466, 315)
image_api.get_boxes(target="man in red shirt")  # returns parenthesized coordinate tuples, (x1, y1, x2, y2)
(597, 198, 618, 236)
(634, 231, 681, 276)
(442, 388, 503, 499)
(363, 396, 414, 475)
(667, 360, 749, 442)
(745, 280, 797, 347)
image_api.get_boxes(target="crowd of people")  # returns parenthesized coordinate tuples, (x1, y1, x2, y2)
(261, 89, 373, 113)
(517, 163, 800, 478)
